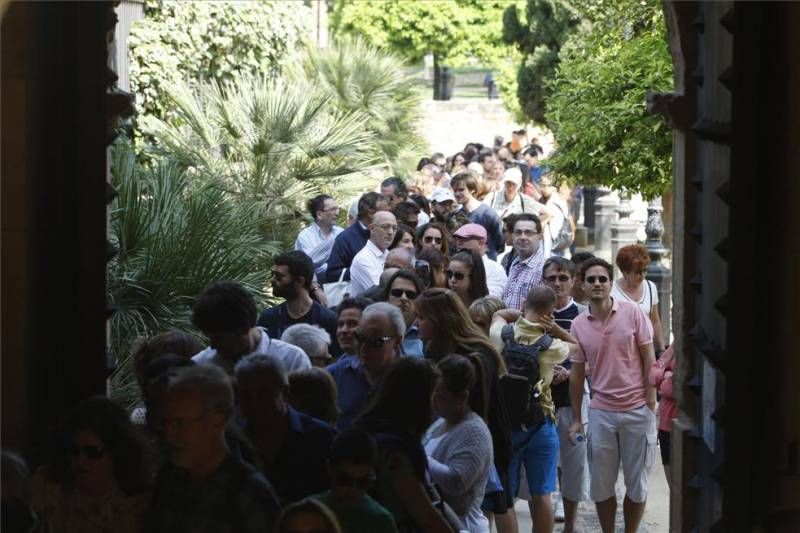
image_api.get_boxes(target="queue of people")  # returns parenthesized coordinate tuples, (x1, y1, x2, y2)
(3, 141, 671, 533)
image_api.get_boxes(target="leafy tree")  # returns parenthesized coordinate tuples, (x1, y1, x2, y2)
(128, 0, 310, 126)
(142, 73, 379, 248)
(108, 142, 276, 407)
(544, 0, 673, 198)
(502, 0, 580, 124)
(296, 37, 426, 174)
(331, 0, 510, 99)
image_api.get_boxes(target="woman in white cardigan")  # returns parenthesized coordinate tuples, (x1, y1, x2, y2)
(424, 354, 494, 533)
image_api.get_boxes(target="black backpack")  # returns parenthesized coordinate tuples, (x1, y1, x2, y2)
(499, 324, 553, 432)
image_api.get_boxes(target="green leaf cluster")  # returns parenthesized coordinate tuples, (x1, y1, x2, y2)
(108, 141, 278, 407)
(502, 0, 580, 124)
(544, 0, 673, 198)
(296, 37, 427, 175)
(331, 0, 511, 68)
(128, 0, 310, 126)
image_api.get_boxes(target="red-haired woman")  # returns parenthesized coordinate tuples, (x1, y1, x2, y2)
(611, 244, 665, 351)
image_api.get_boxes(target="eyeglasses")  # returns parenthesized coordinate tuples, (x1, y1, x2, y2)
(390, 288, 418, 299)
(70, 444, 105, 460)
(333, 471, 375, 490)
(354, 331, 395, 348)
(585, 275, 610, 284)
(270, 270, 286, 280)
(544, 274, 571, 283)
(322, 205, 340, 212)
(423, 235, 442, 244)
(376, 224, 398, 233)
(445, 270, 466, 281)
(513, 229, 539, 237)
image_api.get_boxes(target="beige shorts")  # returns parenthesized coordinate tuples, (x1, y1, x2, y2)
(555, 396, 590, 502)
(587, 405, 657, 503)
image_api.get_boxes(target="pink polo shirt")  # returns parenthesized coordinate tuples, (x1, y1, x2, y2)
(570, 298, 653, 411)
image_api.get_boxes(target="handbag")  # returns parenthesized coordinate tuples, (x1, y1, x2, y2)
(323, 268, 350, 307)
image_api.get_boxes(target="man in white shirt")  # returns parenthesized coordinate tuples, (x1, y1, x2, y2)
(191, 281, 311, 375)
(348, 211, 397, 296)
(452, 223, 507, 298)
(295, 194, 344, 276)
(484, 167, 553, 223)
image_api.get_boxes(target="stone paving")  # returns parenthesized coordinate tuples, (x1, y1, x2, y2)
(513, 464, 670, 533)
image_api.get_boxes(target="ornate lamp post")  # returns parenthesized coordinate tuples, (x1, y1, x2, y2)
(645, 197, 672, 344)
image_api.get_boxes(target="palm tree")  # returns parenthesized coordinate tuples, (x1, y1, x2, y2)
(297, 37, 427, 175)
(108, 141, 277, 407)
(142, 74, 381, 248)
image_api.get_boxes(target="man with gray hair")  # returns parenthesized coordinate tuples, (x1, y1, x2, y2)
(281, 324, 331, 367)
(146, 364, 281, 532)
(235, 353, 336, 504)
(326, 302, 405, 430)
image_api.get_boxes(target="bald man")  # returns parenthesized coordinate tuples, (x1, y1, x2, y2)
(348, 211, 398, 296)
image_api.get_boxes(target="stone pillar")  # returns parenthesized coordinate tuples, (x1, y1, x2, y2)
(593, 191, 618, 261)
(582, 186, 609, 244)
(645, 198, 672, 344)
(611, 191, 640, 276)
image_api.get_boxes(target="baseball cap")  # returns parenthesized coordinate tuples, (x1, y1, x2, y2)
(430, 187, 455, 203)
(502, 167, 522, 186)
(453, 223, 487, 241)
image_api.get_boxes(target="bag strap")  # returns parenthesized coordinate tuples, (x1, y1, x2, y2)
(501, 324, 515, 346)
(520, 193, 525, 213)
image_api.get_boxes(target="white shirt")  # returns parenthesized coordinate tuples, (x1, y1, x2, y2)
(610, 279, 659, 316)
(349, 240, 388, 296)
(482, 254, 507, 298)
(483, 190, 544, 220)
(192, 327, 311, 375)
(294, 223, 344, 275)
(543, 195, 569, 258)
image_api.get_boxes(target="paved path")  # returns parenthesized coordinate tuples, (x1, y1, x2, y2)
(513, 462, 670, 532)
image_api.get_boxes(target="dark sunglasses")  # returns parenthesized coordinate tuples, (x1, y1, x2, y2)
(586, 275, 609, 284)
(354, 331, 395, 348)
(544, 274, 571, 283)
(333, 471, 375, 490)
(70, 444, 105, 460)
(445, 270, 466, 281)
(390, 288, 418, 299)
(423, 235, 443, 244)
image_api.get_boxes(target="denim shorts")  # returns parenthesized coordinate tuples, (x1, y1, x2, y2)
(509, 419, 559, 497)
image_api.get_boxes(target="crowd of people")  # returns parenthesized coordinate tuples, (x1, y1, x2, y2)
(2, 137, 676, 533)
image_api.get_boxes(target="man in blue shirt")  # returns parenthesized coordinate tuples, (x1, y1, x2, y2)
(327, 302, 404, 430)
(258, 250, 339, 356)
(382, 270, 425, 357)
(324, 192, 389, 283)
(451, 171, 504, 260)
(235, 353, 336, 504)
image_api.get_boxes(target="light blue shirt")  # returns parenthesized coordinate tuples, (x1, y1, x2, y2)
(295, 223, 344, 275)
(402, 324, 424, 358)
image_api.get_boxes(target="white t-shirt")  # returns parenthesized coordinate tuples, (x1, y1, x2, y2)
(482, 254, 508, 298)
(349, 240, 388, 296)
(192, 327, 311, 375)
(611, 279, 659, 317)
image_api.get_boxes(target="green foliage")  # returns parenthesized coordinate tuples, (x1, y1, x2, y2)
(296, 37, 426, 175)
(141, 73, 380, 249)
(545, 0, 673, 198)
(331, 0, 510, 67)
(108, 141, 276, 407)
(502, 0, 580, 124)
(128, 0, 310, 126)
